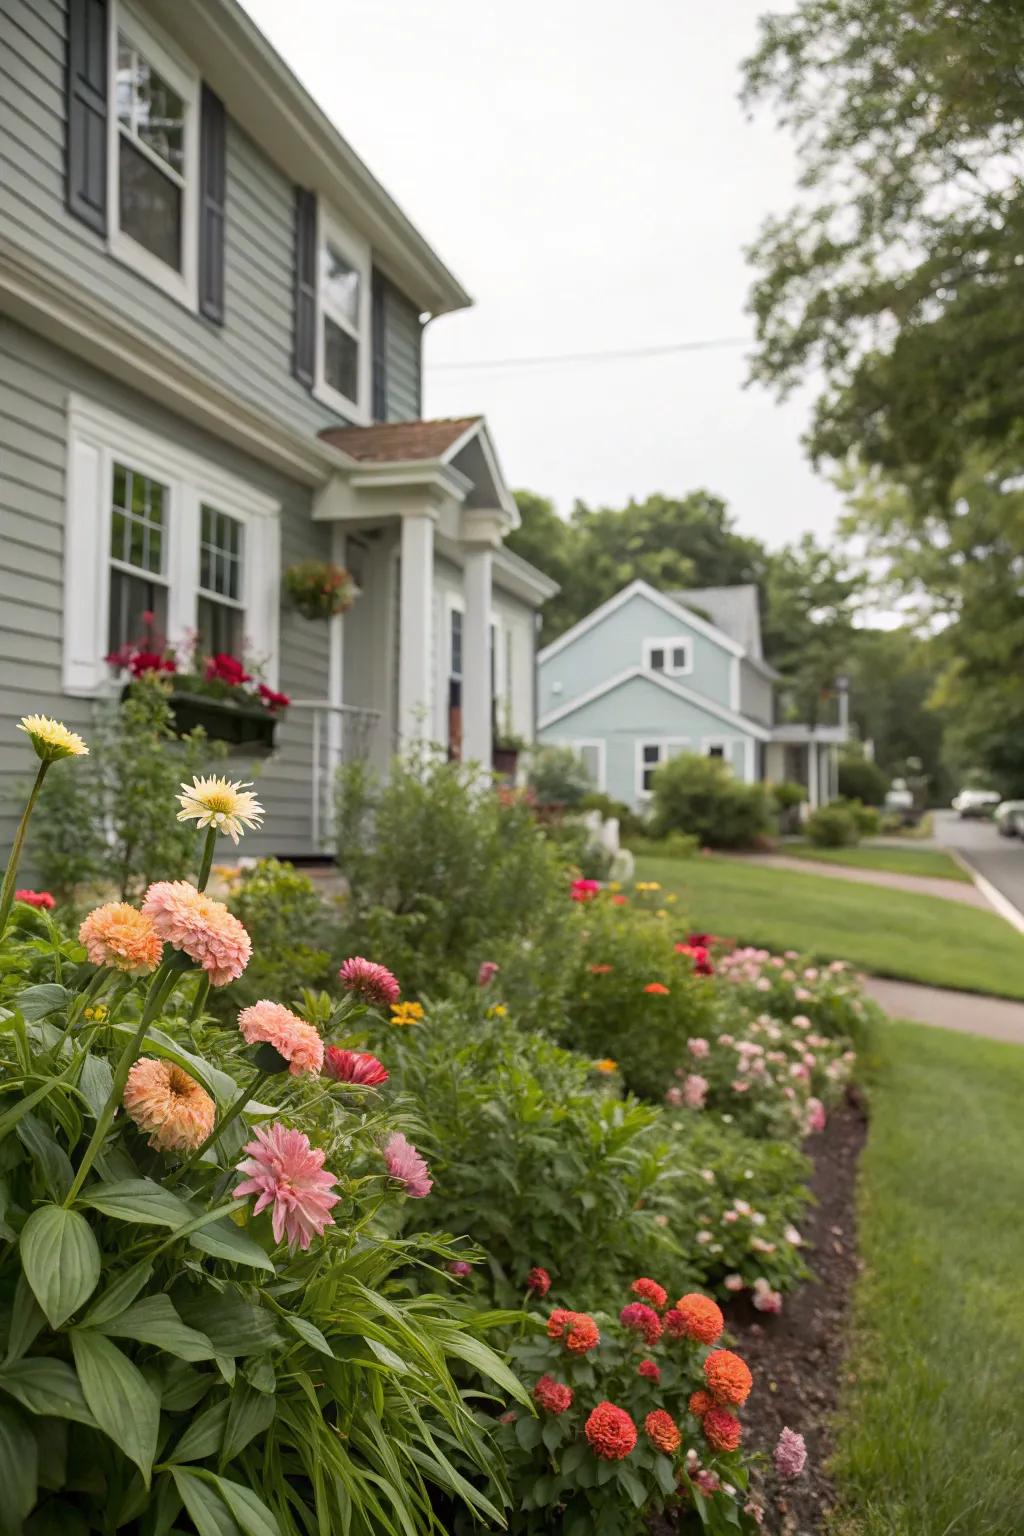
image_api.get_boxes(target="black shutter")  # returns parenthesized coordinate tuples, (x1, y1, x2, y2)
(66, 0, 109, 233)
(371, 268, 387, 421)
(293, 187, 317, 387)
(199, 86, 227, 324)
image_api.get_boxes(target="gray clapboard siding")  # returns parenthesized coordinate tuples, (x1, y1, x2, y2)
(381, 285, 423, 422)
(0, 317, 332, 866)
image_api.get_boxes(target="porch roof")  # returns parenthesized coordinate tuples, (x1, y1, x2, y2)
(770, 724, 848, 744)
(320, 417, 482, 463)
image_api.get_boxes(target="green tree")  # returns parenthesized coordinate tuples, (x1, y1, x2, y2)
(760, 533, 863, 724)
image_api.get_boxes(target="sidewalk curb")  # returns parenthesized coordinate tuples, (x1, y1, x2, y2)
(948, 848, 1024, 937)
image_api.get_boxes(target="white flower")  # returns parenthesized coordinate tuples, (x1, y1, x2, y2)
(18, 714, 88, 761)
(176, 776, 265, 844)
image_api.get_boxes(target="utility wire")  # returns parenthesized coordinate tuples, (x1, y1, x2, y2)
(426, 334, 751, 372)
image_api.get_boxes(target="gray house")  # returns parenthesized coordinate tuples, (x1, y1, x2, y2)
(0, 0, 555, 860)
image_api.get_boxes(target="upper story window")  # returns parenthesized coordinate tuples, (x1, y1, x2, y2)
(315, 208, 371, 420)
(643, 636, 691, 677)
(110, 7, 199, 306)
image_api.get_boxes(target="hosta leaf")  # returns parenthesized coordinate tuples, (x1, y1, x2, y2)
(0, 1402, 37, 1532)
(5, 1272, 44, 1364)
(221, 1381, 275, 1464)
(168, 1399, 229, 1464)
(190, 1220, 273, 1273)
(84, 1262, 154, 1327)
(174, 1295, 282, 1358)
(12, 984, 72, 1021)
(169, 1468, 241, 1536)
(90, 1295, 215, 1361)
(70, 1330, 159, 1484)
(17, 1116, 73, 1201)
(0, 1356, 96, 1426)
(81, 1179, 192, 1229)
(20, 1204, 101, 1327)
(77, 1054, 115, 1120)
(216, 1476, 283, 1536)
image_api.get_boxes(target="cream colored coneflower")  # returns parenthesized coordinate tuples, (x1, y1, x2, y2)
(18, 714, 88, 761)
(176, 775, 264, 844)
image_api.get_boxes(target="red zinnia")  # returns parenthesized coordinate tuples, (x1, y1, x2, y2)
(338, 956, 400, 1007)
(15, 889, 55, 910)
(631, 1277, 668, 1310)
(589, 963, 614, 974)
(675, 943, 714, 976)
(638, 1358, 660, 1382)
(570, 878, 601, 902)
(564, 1312, 600, 1353)
(645, 1409, 682, 1455)
(324, 1047, 388, 1087)
(611, 894, 628, 906)
(704, 1349, 753, 1407)
(585, 1401, 637, 1460)
(546, 1308, 571, 1339)
(703, 1406, 742, 1453)
(664, 1308, 687, 1339)
(619, 1302, 663, 1345)
(527, 1266, 551, 1297)
(643, 982, 670, 995)
(674, 1293, 724, 1346)
(533, 1375, 573, 1415)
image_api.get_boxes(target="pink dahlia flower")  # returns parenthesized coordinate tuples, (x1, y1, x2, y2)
(142, 880, 251, 986)
(477, 960, 500, 987)
(238, 1001, 324, 1076)
(234, 1122, 340, 1251)
(339, 956, 400, 1007)
(687, 1037, 710, 1059)
(570, 878, 601, 901)
(682, 1073, 708, 1109)
(324, 1047, 389, 1086)
(383, 1132, 433, 1198)
(774, 1426, 807, 1480)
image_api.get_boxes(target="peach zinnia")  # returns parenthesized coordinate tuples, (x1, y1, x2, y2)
(142, 880, 251, 986)
(80, 902, 163, 975)
(238, 1001, 323, 1076)
(123, 1057, 215, 1153)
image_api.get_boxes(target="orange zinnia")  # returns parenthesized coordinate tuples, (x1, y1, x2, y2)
(704, 1349, 753, 1407)
(79, 902, 163, 975)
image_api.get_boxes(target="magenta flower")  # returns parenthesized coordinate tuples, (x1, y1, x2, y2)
(383, 1132, 433, 1198)
(339, 956, 400, 1007)
(774, 1426, 807, 1479)
(234, 1123, 341, 1251)
(448, 1259, 473, 1277)
(477, 960, 500, 987)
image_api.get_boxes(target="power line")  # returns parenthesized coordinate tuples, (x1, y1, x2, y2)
(426, 334, 751, 373)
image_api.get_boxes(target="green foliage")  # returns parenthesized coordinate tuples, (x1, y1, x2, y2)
(837, 755, 889, 807)
(526, 746, 592, 808)
(222, 860, 333, 1012)
(31, 679, 223, 902)
(333, 749, 575, 1013)
(759, 533, 863, 727)
(804, 802, 860, 848)
(579, 791, 646, 839)
(769, 780, 806, 813)
(649, 754, 772, 850)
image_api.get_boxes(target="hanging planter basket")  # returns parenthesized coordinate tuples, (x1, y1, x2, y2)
(283, 560, 357, 622)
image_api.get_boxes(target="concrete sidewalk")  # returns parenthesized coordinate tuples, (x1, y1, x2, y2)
(722, 852, 993, 908)
(865, 976, 1024, 1047)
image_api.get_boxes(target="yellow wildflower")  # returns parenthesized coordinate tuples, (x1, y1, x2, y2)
(487, 1003, 508, 1019)
(635, 881, 661, 893)
(608, 880, 622, 893)
(390, 1001, 425, 1027)
(84, 1005, 108, 1022)
(18, 714, 88, 761)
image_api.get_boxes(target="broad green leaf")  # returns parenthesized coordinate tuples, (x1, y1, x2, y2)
(515, 1414, 542, 1452)
(91, 1295, 215, 1361)
(20, 1204, 100, 1327)
(618, 1465, 647, 1509)
(283, 1314, 333, 1358)
(0, 1402, 37, 1532)
(216, 1476, 283, 1536)
(366, 1336, 409, 1373)
(442, 1329, 532, 1407)
(78, 1054, 115, 1119)
(17, 1115, 73, 1201)
(168, 1399, 229, 1464)
(0, 1356, 96, 1427)
(84, 1262, 154, 1327)
(70, 1330, 159, 1484)
(160, 1359, 213, 1413)
(12, 984, 72, 1021)
(175, 1294, 283, 1358)
(221, 1381, 275, 1464)
(190, 1220, 273, 1273)
(5, 1272, 44, 1364)
(81, 1179, 193, 1229)
(169, 1468, 241, 1536)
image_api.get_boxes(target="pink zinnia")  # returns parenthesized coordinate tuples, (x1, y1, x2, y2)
(687, 1037, 710, 1059)
(383, 1132, 432, 1198)
(477, 960, 500, 987)
(448, 1259, 473, 1277)
(339, 956, 400, 1007)
(15, 889, 55, 910)
(774, 1427, 807, 1480)
(570, 878, 601, 901)
(638, 1358, 661, 1382)
(805, 1097, 827, 1134)
(234, 1122, 340, 1251)
(238, 1001, 324, 1076)
(324, 1047, 388, 1087)
(619, 1302, 662, 1345)
(682, 1073, 708, 1109)
(142, 880, 251, 986)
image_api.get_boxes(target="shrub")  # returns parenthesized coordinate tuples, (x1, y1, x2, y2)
(804, 801, 860, 847)
(769, 780, 807, 812)
(847, 799, 882, 836)
(221, 858, 334, 1011)
(837, 755, 889, 806)
(716, 946, 881, 1052)
(0, 720, 519, 1536)
(497, 1281, 763, 1533)
(333, 749, 575, 1013)
(649, 754, 772, 849)
(558, 894, 719, 1100)
(579, 790, 647, 839)
(527, 744, 593, 807)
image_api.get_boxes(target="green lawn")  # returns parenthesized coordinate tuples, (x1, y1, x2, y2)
(633, 853, 1024, 999)
(829, 1022, 1024, 1535)
(783, 842, 970, 883)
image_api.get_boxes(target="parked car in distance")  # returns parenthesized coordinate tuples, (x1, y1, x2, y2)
(952, 788, 1001, 819)
(884, 785, 918, 826)
(994, 800, 1024, 837)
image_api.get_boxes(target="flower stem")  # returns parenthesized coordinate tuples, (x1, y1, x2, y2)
(64, 960, 180, 1205)
(189, 975, 210, 1023)
(196, 827, 218, 893)
(170, 1067, 271, 1181)
(0, 762, 49, 941)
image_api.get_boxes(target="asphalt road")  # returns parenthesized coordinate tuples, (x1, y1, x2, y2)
(933, 809, 1024, 922)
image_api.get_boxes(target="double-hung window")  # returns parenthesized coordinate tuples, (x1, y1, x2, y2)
(316, 209, 371, 419)
(197, 506, 245, 656)
(639, 743, 664, 796)
(643, 636, 691, 676)
(110, 7, 199, 305)
(108, 462, 170, 652)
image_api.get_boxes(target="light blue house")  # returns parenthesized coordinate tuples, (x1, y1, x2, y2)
(537, 581, 845, 811)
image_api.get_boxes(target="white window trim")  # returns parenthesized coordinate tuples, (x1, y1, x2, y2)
(568, 738, 607, 793)
(635, 738, 690, 800)
(315, 204, 372, 423)
(702, 737, 735, 763)
(107, 1, 200, 309)
(63, 395, 281, 696)
(643, 635, 692, 677)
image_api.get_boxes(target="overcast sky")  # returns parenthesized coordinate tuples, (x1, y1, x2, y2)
(241, 0, 842, 549)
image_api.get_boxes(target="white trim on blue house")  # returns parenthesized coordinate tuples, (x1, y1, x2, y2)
(538, 666, 772, 741)
(537, 579, 747, 665)
(635, 737, 692, 799)
(642, 634, 693, 677)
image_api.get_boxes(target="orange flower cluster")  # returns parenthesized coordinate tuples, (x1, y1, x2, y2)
(644, 1409, 682, 1455)
(704, 1349, 753, 1407)
(585, 1401, 637, 1460)
(674, 1292, 724, 1345)
(703, 1405, 742, 1453)
(631, 1277, 668, 1310)
(79, 902, 163, 975)
(547, 1308, 600, 1353)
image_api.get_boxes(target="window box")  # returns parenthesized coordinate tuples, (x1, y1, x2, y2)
(124, 686, 280, 756)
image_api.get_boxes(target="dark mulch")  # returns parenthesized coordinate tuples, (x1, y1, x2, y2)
(725, 1091, 868, 1534)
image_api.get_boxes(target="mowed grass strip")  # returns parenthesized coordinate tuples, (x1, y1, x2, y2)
(783, 842, 970, 883)
(828, 1022, 1024, 1536)
(633, 853, 1024, 1000)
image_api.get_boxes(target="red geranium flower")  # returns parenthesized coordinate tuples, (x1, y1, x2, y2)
(324, 1047, 388, 1087)
(258, 682, 291, 712)
(205, 653, 251, 686)
(585, 1401, 637, 1460)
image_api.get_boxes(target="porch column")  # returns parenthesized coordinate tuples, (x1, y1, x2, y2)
(398, 511, 435, 744)
(462, 545, 493, 767)
(807, 740, 819, 809)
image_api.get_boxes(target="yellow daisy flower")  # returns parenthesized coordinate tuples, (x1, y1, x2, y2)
(390, 1001, 425, 1027)
(594, 1058, 618, 1074)
(176, 776, 264, 844)
(18, 714, 88, 762)
(487, 1003, 508, 1019)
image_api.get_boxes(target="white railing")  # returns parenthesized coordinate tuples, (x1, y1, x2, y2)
(288, 700, 383, 852)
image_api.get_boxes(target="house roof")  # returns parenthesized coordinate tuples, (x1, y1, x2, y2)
(538, 579, 746, 664)
(320, 418, 482, 463)
(670, 584, 764, 659)
(538, 667, 771, 741)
